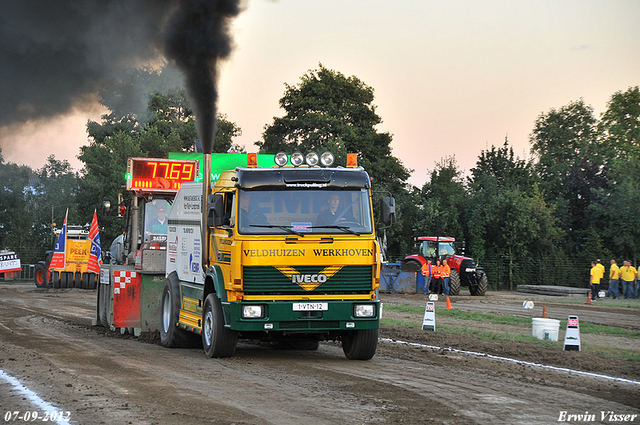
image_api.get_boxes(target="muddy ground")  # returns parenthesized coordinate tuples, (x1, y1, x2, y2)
(0, 282, 638, 424)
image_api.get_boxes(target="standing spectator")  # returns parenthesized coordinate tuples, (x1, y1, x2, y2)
(441, 258, 451, 296)
(432, 258, 443, 295)
(619, 260, 638, 299)
(420, 260, 432, 295)
(590, 260, 604, 301)
(607, 260, 620, 299)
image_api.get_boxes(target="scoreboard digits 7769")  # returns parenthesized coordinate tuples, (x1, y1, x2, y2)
(126, 158, 199, 193)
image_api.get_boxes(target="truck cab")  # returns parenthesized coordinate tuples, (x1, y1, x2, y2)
(160, 152, 394, 360)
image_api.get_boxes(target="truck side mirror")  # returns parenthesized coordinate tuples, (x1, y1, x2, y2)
(380, 197, 395, 226)
(208, 194, 224, 227)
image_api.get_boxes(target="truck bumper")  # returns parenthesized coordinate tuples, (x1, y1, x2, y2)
(225, 299, 380, 332)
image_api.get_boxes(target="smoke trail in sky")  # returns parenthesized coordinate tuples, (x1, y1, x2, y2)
(165, 0, 242, 154)
(0, 0, 242, 154)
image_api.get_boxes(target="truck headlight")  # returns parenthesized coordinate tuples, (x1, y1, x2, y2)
(242, 305, 264, 319)
(465, 268, 476, 273)
(354, 304, 376, 318)
(274, 152, 289, 167)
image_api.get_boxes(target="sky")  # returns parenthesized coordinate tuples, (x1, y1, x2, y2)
(1, 0, 639, 188)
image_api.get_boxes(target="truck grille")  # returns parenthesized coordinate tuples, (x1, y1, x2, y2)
(243, 265, 373, 293)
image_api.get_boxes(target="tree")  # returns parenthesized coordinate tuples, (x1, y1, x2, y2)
(417, 156, 467, 241)
(467, 141, 561, 288)
(78, 66, 243, 245)
(30, 156, 80, 253)
(589, 87, 640, 261)
(529, 99, 606, 251)
(256, 64, 410, 192)
(0, 147, 34, 255)
(598, 86, 640, 159)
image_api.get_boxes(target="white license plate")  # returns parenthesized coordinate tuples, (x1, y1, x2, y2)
(293, 302, 328, 311)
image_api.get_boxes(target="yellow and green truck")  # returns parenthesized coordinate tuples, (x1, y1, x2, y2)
(160, 152, 394, 360)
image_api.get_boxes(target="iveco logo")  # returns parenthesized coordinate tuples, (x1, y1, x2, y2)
(292, 274, 328, 284)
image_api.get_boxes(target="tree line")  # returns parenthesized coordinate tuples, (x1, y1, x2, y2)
(1, 64, 638, 289)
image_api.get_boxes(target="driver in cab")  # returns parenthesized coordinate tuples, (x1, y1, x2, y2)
(315, 194, 356, 226)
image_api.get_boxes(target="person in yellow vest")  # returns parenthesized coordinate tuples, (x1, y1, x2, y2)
(607, 259, 620, 299)
(590, 260, 605, 301)
(441, 258, 451, 295)
(420, 261, 432, 295)
(620, 260, 638, 299)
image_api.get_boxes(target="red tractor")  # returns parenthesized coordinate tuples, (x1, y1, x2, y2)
(403, 236, 487, 296)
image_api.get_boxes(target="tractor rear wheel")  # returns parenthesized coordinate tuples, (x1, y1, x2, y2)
(448, 270, 461, 296)
(34, 264, 49, 288)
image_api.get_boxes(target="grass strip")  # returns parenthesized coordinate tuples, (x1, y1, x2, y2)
(380, 318, 639, 361)
(383, 303, 640, 338)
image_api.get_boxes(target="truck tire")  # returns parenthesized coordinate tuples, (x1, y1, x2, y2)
(52, 272, 60, 289)
(342, 328, 378, 360)
(74, 272, 82, 289)
(34, 264, 49, 288)
(448, 270, 461, 296)
(61, 272, 71, 288)
(474, 273, 488, 296)
(160, 275, 200, 348)
(82, 273, 90, 290)
(89, 273, 98, 290)
(202, 293, 238, 358)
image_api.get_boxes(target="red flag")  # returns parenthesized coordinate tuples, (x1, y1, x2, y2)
(87, 210, 102, 274)
(49, 209, 68, 271)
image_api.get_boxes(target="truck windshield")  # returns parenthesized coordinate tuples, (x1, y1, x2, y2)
(238, 189, 373, 235)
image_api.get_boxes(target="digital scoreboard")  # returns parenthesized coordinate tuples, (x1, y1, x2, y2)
(126, 158, 199, 192)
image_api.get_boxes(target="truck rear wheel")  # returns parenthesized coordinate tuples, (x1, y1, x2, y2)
(60, 272, 71, 288)
(160, 275, 200, 348)
(448, 270, 461, 296)
(34, 264, 49, 288)
(52, 272, 60, 289)
(342, 328, 378, 360)
(202, 293, 238, 358)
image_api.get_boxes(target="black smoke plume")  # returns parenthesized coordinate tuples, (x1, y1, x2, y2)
(165, 0, 242, 154)
(0, 0, 242, 155)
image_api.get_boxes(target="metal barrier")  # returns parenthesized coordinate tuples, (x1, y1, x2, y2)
(380, 262, 420, 294)
(21, 264, 36, 280)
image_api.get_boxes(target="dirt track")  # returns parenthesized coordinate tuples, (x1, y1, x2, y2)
(1, 282, 638, 424)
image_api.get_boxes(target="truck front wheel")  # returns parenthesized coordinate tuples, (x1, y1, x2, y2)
(449, 270, 461, 296)
(202, 294, 237, 358)
(342, 328, 378, 360)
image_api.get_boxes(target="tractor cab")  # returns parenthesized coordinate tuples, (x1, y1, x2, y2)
(418, 239, 456, 260)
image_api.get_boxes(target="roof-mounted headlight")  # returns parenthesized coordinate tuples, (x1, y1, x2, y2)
(305, 151, 319, 166)
(291, 152, 304, 167)
(320, 151, 335, 167)
(274, 152, 289, 167)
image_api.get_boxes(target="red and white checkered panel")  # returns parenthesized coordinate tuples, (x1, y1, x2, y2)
(113, 270, 138, 288)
